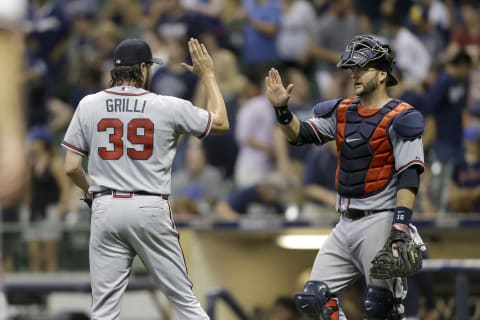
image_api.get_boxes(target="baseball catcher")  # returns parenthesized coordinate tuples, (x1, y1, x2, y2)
(266, 34, 427, 320)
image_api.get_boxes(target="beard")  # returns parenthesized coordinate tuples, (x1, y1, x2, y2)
(355, 76, 378, 97)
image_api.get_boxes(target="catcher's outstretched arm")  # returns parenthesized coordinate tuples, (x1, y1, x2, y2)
(265, 68, 301, 142)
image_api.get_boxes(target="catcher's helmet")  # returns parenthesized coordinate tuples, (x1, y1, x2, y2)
(337, 35, 398, 86)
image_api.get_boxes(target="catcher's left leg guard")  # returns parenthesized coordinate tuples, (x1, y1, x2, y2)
(364, 285, 405, 319)
(294, 281, 339, 320)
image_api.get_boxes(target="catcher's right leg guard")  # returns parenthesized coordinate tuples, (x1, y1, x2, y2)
(294, 281, 339, 320)
(363, 285, 395, 319)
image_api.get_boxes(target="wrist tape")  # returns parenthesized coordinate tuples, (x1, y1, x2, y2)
(274, 105, 293, 124)
(392, 206, 412, 233)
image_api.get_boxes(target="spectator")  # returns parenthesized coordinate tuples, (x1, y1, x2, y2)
(171, 139, 225, 218)
(354, 0, 414, 33)
(100, 0, 145, 38)
(300, 143, 338, 222)
(24, 126, 70, 272)
(214, 172, 289, 219)
(92, 19, 122, 70)
(236, 0, 281, 71)
(234, 70, 283, 187)
(424, 50, 471, 164)
(181, 0, 228, 47)
(26, 0, 70, 88)
(382, 13, 432, 88)
(194, 48, 247, 179)
(442, 0, 480, 64)
(442, 0, 480, 119)
(64, 11, 98, 87)
(423, 50, 472, 212)
(23, 33, 49, 128)
(354, 0, 383, 33)
(277, 0, 317, 70)
(182, 0, 224, 18)
(408, 3, 447, 62)
(425, 0, 450, 34)
(306, 0, 362, 99)
(448, 125, 480, 213)
(149, 0, 208, 41)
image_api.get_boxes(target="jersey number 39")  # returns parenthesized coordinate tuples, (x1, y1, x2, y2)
(97, 118, 154, 160)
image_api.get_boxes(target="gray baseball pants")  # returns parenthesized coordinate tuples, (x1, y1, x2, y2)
(90, 194, 209, 320)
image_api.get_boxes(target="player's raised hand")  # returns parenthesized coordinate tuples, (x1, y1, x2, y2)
(265, 68, 294, 107)
(181, 38, 214, 78)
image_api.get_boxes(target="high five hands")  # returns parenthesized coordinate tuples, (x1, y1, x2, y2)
(181, 38, 214, 78)
(265, 68, 294, 107)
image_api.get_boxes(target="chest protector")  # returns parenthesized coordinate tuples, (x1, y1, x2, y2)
(335, 97, 412, 197)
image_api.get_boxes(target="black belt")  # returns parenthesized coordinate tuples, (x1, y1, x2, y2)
(93, 189, 169, 200)
(341, 208, 394, 220)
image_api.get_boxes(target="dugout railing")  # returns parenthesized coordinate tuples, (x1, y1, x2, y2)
(206, 288, 250, 320)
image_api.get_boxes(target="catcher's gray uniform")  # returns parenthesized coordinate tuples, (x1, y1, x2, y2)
(62, 86, 212, 320)
(299, 97, 425, 319)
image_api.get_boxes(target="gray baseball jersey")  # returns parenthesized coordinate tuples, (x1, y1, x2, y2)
(302, 98, 424, 319)
(62, 85, 212, 320)
(62, 86, 213, 194)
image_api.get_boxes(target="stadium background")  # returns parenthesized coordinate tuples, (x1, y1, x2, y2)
(2, 0, 480, 319)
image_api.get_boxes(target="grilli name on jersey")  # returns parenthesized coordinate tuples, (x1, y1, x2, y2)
(106, 98, 146, 113)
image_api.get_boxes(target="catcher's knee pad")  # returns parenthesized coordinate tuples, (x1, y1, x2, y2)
(294, 281, 339, 320)
(363, 285, 394, 319)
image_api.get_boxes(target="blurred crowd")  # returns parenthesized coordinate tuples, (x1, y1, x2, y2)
(3, 0, 480, 274)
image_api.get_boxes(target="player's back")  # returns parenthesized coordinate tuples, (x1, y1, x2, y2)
(71, 86, 210, 194)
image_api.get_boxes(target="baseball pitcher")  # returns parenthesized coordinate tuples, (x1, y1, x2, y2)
(266, 35, 425, 319)
(62, 38, 228, 320)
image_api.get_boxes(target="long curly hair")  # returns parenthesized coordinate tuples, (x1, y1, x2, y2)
(109, 64, 145, 88)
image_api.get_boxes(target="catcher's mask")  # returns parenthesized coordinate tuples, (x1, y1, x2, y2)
(337, 35, 398, 87)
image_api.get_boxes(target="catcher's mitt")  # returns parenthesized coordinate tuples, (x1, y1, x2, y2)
(370, 231, 423, 279)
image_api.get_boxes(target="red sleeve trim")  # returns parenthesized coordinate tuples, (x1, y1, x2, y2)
(198, 112, 212, 139)
(61, 141, 88, 156)
(306, 119, 323, 143)
(396, 159, 424, 173)
(103, 89, 151, 96)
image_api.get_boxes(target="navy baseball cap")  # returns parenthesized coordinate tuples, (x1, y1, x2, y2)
(113, 39, 163, 66)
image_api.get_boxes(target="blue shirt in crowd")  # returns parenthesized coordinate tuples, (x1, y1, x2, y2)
(242, 0, 281, 64)
(424, 70, 469, 161)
